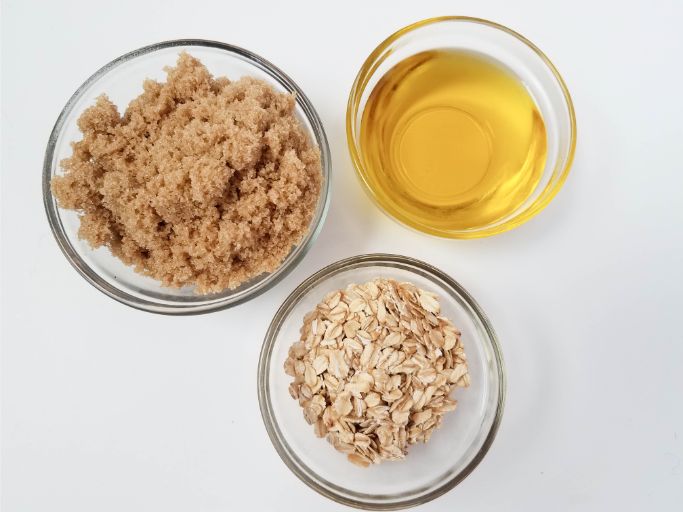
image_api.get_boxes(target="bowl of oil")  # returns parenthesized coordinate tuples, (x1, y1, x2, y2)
(347, 16, 576, 238)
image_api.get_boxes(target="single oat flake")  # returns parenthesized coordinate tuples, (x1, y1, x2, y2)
(284, 278, 470, 467)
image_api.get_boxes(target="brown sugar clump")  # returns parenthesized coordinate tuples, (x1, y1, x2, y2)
(52, 53, 322, 294)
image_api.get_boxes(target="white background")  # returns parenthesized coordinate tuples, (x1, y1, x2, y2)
(2, 0, 682, 510)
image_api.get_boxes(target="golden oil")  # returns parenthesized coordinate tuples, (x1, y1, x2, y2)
(359, 49, 547, 235)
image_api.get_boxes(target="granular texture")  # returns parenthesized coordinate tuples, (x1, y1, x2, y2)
(52, 53, 322, 293)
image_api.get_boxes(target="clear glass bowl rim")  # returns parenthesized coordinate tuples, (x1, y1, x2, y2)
(257, 253, 506, 509)
(346, 16, 577, 239)
(42, 39, 332, 315)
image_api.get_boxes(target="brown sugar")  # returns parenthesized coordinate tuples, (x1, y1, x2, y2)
(52, 53, 322, 294)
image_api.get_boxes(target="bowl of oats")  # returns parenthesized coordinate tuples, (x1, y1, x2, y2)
(43, 40, 330, 314)
(258, 254, 505, 509)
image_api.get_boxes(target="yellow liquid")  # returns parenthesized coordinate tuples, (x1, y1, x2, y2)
(359, 49, 547, 235)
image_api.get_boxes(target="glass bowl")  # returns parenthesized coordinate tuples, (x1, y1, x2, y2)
(347, 16, 576, 238)
(258, 254, 505, 509)
(43, 40, 331, 314)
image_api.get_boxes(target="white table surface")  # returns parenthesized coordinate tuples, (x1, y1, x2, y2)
(2, 0, 682, 510)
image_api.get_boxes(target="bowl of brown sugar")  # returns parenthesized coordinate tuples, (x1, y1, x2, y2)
(43, 40, 331, 314)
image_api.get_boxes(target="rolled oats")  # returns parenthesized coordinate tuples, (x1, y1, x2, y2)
(284, 278, 469, 466)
